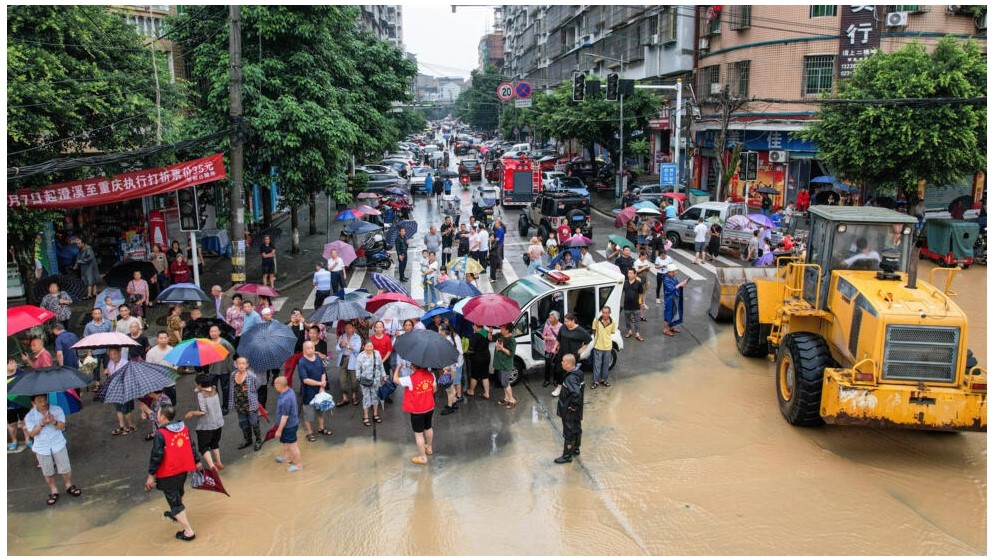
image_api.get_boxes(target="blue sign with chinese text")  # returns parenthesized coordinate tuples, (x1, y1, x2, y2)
(659, 163, 677, 186)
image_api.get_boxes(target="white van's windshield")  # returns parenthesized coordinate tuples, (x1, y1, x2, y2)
(500, 278, 548, 308)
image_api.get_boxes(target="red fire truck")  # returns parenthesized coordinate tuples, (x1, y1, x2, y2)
(500, 155, 542, 207)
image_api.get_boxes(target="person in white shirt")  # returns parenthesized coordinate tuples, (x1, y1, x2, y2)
(421, 251, 440, 307)
(326, 249, 346, 294)
(842, 238, 881, 268)
(476, 226, 490, 268)
(468, 228, 481, 268)
(692, 217, 710, 264)
(578, 245, 594, 269)
(145, 331, 178, 404)
(24, 394, 80, 505)
(653, 250, 676, 304)
(633, 252, 653, 319)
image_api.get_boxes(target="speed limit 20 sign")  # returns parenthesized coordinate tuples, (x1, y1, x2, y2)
(496, 82, 514, 102)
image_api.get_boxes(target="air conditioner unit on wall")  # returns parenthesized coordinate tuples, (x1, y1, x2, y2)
(886, 11, 908, 27)
(768, 151, 787, 163)
(698, 37, 710, 52)
(649, 33, 659, 45)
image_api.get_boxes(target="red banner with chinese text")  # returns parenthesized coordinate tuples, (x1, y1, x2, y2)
(8, 153, 226, 209)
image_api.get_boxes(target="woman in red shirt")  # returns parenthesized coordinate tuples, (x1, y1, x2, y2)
(369, 321, 393, 376)
(395, 365, 436, 465)
(168, 253, 192, 284)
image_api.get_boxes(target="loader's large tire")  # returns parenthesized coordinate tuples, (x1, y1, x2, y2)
(776, 332, 834, 427)
(734, 283, 767, 357)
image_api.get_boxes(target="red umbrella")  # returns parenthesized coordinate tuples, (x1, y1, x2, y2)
(235, 284, 280, 298)
(191, 467, 230, 496)
(614, 206, 637, 228)
(366, 292, 421, 313)
(354, 205, 381, 216)
(7, 305, 55, 336)
(461, 294, 522, 327)
(263, 422, 280, 443)
(257, 403, 270, 423)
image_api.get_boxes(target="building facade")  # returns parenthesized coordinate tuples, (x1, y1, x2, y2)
(691, 5, 985, 208)
(113, 5, 183, 81)
(499, 5, 696, 166)
(358, 5, 403, 48)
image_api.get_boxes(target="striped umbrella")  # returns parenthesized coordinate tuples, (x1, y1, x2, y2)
(95, 361, 175, 404)
(370, 272, 409, 295)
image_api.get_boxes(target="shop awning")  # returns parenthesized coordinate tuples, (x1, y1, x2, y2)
(8, 153, 226, 210)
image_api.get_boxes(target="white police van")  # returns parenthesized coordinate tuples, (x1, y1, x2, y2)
(499, 261, 625, 384)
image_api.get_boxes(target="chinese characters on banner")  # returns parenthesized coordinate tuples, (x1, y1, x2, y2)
(838, 5, 883, 79)
(8, 153, 226, 209)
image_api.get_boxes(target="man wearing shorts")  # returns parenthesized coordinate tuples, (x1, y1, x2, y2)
(146, 404, 199, 541)
(273, 376, 302, 472)
(490, 323, 518, 410)
(7, 356, 31, 451)
(25, 393, 81, 505)
(260, 235, 276, 288)
(398, 365, 436, 465)
(693, 217, 709, 265)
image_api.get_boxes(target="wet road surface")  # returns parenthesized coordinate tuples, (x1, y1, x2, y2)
(6, 165, 988, 555)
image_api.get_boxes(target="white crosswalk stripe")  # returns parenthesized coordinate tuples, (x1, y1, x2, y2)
(715, 254, 741, 267)
(659, 249, 708, 281)
(501, 256, 519, 284)
(303, 287, 317, 310)
(347, 267, 366, 289)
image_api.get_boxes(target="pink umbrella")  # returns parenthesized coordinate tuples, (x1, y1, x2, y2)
(7, 305, 55, 336)
(614, 206, 637, 228)
(357, 192, 381, 200)
(72, 332, 140, 350)
(235, 284, 280, 297)
(322, 240, 356, 265)
(461, 294, 521, 327)
(354, 205, 381, 216)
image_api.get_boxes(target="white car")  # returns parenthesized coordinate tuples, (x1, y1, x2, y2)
(542, 171, 567, 189)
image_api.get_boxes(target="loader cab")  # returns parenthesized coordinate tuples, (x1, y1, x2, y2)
(802, 207, 917, 310)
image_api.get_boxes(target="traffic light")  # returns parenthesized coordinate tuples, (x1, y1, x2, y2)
(177, 187, 201, 232)
(739, 151, 759, 181)
(606, 73, 619, 101)
(573, 72, 585, 102)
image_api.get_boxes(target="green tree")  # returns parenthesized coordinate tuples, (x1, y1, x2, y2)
(454, 66, 504, 133)
(172, 6, 416, 253)
(798, 38, 986, 204)
(8, 5, 181, 298)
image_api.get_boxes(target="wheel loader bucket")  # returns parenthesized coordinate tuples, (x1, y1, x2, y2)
(709, 267, 778, 321)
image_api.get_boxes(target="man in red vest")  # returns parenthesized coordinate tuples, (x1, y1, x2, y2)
(145, 405, 200, 541)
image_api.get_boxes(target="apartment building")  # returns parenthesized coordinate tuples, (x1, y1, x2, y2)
(114, 5, 183, 81)
(359, 5, 404, 49)
(690, 5, 985, 206)
(499, 5, 696, 163)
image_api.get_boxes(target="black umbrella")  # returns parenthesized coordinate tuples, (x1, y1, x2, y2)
(392, 329, 460, 370)
(8, 366, 91, 396)
(949, 195, 973, 215)
(156, 282, 211, 304)
(34, 274, 85, 301)
(385, 220, 418, 248)
(95, 361, 175, 404)
(238, 321, 297, 371)
(183, 318, 237, 345)
(756, 186, 779, 195)
(104, 261, 157, 289)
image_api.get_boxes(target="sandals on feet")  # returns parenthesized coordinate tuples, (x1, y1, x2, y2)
(505, 401, 517, 410)
(465, 390, 474, 397)
(624, 332, 632, 338)
(424, 446, 433, 455)
(66, 485, 82, 497)
(410, 456, 428, 465)
(635, 335, 644, 342)
(164, 511, 178, 522)
(175, 531, 196, 541)
(363, 418, 371, 427)
(374, 416, 382, 424)
(317, 429, 333, 436)
(306, 434, 316, 443)
(47, 493, 59, 506)
(144, 432, 156, 441)
(111, 427, 125, 436)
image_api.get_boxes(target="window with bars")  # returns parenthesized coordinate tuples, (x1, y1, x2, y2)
(810, 6, 838, 18)
(887, 5, 920, 12)
(727, 60, 750, 97)
(802, 55, 835, 95)
(697, 64, 721, 99)
(729, 6, 751, 29)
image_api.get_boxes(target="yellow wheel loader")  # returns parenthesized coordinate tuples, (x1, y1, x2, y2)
(726, 206, 986, 431)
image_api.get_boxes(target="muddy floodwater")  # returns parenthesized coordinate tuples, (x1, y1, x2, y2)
(7, 263, 987, 555)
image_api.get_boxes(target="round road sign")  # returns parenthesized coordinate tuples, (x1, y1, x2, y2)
(496, 82, 514, 102)
(514, 81, 533, 99)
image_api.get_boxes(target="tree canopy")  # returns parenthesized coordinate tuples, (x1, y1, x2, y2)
(798, 37, 986, 201)
(453, 66, 504, 133)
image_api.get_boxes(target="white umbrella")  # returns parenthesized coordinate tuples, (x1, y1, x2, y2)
(373, 301, 424, 323)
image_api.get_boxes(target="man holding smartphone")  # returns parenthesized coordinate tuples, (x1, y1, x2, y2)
(662, 263, 688, 336)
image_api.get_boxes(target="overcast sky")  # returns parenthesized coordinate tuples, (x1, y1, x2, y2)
(401, 4, 497, 80)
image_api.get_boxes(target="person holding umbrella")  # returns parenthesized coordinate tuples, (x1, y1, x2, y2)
(229, 357, 263, 451)
(554, 353, 585, 464)
(25, 393, 82, 504)
(7, 357, 32, 452)
(438, 323, 464, 414)
(145, 404, 200, 541)
(326, 249, 346, 296)
(394, 363, 436, 465)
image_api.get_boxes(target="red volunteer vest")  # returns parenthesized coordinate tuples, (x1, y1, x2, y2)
(154, 424, 197, 478)
(402, 369, 435, 415)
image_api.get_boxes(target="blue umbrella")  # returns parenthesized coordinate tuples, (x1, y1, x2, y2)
(832, 182, 851, 192)
(156, 282, 211, 303)
(436, 279, 481, 297)
(344, 220, 382, 235)
(7, 366, 91, 396)
(308, 299, 371, 324)
(95, 361, 175, 404)
(237, 321, 298, 371)
(48, 390, 83, 416)
(370, 272, 409, 295)
(810, 176, 836, 184)
(93, 287, 125, 309)
(420, 306, 453, 325)
(633, 200, 659, 211)
(385, 220, 418, 248)
(552, 249, 581, 266)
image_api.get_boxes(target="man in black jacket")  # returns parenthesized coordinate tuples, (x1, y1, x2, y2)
(394, 227, 409, 282)
(555, 353, 584, 464)
(552, 313, 592, 397)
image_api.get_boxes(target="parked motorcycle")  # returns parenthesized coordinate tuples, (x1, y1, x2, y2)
(350, 232, 393, 270)
(459, 173, 470, 190)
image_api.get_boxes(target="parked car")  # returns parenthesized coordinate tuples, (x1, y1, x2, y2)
(458, 158, 482, 180)
(547, 176, 590, 199)
(663, 202, 752, 252)
(358, 172, 408, 195)
(518, 190, 592, 240)
(410, 166, 434, 196)
(541, 171, 567, 189)
(629, 183, 677, 204)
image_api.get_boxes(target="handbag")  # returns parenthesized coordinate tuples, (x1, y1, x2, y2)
(522, 253, 530, 266)
(377, 379, 397, 401)
(437, 372, 453, 387)
(359, 374, 375, 388)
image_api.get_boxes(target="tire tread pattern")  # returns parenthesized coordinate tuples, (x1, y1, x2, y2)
(778, 332, 833, 426)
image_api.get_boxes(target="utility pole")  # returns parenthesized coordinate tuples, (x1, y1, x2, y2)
(618, 89, 625, 204)
(228, 5, 246, 285)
